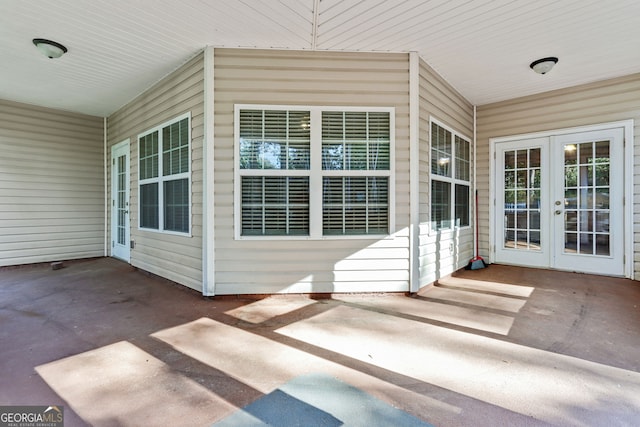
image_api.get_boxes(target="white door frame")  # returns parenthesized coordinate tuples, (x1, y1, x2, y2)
(110, 139, 131, 262)
(489, 120, 633, 279)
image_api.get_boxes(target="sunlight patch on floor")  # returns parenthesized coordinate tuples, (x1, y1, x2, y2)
(35, 341, 232, 426)
(276, 304, 640, 426)
(423, 287, 527, 312)
(153, 317, 314, 392)
(436, 276, 535, 297)
(336, 295, 515, 335)
(225, 297, 317, 324)
(152, 317, 461, 418)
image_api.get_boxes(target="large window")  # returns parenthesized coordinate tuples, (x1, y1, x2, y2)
(430, 120, 470, 231)
(236, 105, 394, 239)
(138, 113, 191, 234)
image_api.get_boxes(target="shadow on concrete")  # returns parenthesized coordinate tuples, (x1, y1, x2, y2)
(2, 258, 639, 426)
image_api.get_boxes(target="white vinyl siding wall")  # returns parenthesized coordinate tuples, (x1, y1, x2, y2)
(214, 49, 410, 294)
(476, 72, 640, 279)
(0, 99, 104, 266)
(107, 53, 204, 291)
(417, 59, 474, 287)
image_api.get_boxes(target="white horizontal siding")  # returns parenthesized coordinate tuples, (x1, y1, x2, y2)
(107, 53, 205, 291)
(213, 48, 410, 294)
(477, 72, 640, 279)
(0, 99, 104, 266)
(417, 58, 474, 287)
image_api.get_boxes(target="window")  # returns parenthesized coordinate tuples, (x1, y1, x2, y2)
(138, 113, 191, 234)
(430, 120, 470, 231)
(236, 106, 394, 239)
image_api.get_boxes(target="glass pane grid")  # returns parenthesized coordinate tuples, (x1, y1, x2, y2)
(430, 124, 470, 231)
(162, 119, 189, 176)
(431, 123, 451, 176)
(138, 116, 191, 234)
(431, 180, 451, 230)
(563, 141, 610, 256)
(504, 148, 541, 251)
(116, 155, 126, 245)
(164, 179, 189, 233)
(454, 136, 470, 181)
(139, 132, 159, 180)
(140, 183, 159, 229)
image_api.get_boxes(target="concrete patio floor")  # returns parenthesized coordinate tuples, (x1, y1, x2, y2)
(1, 257, 639, 426)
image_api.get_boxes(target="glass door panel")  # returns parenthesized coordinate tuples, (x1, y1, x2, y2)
(553, 129, 623, 276)
(495, 128, 624, 276)
(503, 147, 541, 251)
(494, 138, 549, 269)
(117, 155, 127, 245)
(562, 141, 610, 256)
(111, 141, 130, 262)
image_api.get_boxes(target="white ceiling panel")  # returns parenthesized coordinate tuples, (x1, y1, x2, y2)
(1, 0, 639, 116)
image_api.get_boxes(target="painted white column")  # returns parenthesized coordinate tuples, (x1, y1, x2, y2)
(202, 46, 216, 296)
(409, 52, 420, 293)
(103, 117, 109, 257)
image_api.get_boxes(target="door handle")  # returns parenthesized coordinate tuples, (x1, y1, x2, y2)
(555, 210, 562, 215)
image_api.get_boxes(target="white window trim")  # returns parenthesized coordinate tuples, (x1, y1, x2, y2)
(137, 112, 192, 236)
(429, 117, 472, 235)
(234, 104, 396, 240)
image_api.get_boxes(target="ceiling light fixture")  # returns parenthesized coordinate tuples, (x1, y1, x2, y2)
(530, 57, 558, 74)
(32, 38, 67, 59)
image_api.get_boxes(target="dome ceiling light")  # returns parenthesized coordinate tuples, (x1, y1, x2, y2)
(530, 57, 558, 74)
(32, 38, 68, 59)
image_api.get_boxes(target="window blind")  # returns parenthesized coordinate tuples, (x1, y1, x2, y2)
(322, 111, 390, 171)
(237, 106, 393, 239)
(323, 177, 388, 235)
(241, 176, 309, 236)
(240, 110, 310, 170)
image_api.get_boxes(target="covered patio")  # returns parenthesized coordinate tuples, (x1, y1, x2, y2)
(1, 257, 638, 426)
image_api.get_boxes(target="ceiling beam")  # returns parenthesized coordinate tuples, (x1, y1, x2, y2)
(311, 0, 320, 50)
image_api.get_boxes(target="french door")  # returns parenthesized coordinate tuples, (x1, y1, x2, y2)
(494, 128, 624, 276)
(111, 140, 130, 262)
